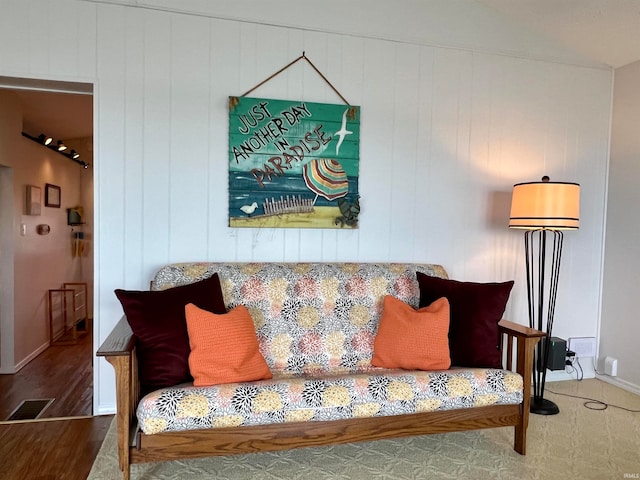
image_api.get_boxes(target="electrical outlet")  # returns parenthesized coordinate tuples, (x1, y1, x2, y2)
(604, 356, 618, 376)
(568, 337, 596, 357)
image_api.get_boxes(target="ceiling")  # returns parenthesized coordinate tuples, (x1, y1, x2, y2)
(4, 1, 640, 142)
(476, 0, 640, 69)
(0, 74, 93, 141)
(11, 89, 93, 141)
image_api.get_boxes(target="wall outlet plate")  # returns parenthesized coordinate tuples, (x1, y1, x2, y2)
(568, 337, 597, 357)
(604, 356, 618, 376)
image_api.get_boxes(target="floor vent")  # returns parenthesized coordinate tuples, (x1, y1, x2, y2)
(5, 399, 54, 421)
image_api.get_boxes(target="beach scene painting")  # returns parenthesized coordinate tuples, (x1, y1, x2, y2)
(228, 96, 360, 229)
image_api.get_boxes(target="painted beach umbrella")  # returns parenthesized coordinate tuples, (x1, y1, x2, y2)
(303, 158, 349, 202)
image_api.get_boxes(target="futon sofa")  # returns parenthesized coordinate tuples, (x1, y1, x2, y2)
(98, 262, 544, 480)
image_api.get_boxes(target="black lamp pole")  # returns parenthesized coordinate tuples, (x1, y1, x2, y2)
(524, 228, 563, 415)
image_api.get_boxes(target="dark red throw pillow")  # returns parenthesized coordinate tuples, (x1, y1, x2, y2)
(115, 274, 226, 394)
(416, 272, 514, 369)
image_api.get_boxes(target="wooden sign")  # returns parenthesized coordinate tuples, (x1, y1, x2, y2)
(228, 97, 360, 229)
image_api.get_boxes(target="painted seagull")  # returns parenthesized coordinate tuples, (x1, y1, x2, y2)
(334, 108, 353, 156)
(240, 202, 258, 216)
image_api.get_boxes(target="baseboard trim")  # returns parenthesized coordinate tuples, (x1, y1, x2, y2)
(96, 404, 116, 416)
(4, 341, 50, 374)
(15, 341, 50, 372)
(596, 375, 640, 396)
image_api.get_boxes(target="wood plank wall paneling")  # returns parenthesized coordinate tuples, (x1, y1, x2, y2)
(208, 19, 240, 261)
(123, 7, 146, 289)
(169, 15, 210, 262)
(0, 0, 612, 413)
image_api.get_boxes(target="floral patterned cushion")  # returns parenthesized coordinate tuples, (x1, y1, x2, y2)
(138, 368, 523, 435)
(137, 263, 524, 435)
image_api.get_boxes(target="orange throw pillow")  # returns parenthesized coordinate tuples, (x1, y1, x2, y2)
(372, 295, 451, 371)
(185, 303, 272, 386)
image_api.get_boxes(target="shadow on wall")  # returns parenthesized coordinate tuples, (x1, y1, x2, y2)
(487, 190, 513, 231)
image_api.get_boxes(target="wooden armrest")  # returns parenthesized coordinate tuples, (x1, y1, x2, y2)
(499, 319, 545, 373)
(498, 319, 546, 339)
(97, 316, 136, 357)
(498, 317, 544, 444)
(96, 315, 139, 476)
(498, 320, 543, 455)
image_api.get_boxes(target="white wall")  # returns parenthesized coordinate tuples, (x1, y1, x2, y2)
(0, 0, 614, 412)
(600, 60, 640, 393)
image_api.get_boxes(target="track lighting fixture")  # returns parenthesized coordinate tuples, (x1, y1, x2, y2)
(21, 131, 90, 169)
(37, 134, 53, 146)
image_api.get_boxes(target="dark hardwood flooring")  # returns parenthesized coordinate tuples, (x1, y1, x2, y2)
(0, 324, 93, 419)
(0, 324, 109, 479)
(0, 415, 113, 480)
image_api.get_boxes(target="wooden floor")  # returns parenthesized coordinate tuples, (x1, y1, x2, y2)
(0, 325, 108, 479)
(0, 324, 93, 419)
(0, 415, 113, 480)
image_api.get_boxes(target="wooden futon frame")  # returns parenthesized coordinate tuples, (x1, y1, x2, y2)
(98, 317, 544, 480)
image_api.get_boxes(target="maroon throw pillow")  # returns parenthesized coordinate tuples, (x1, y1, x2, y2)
(115, 273, 226, 394)
(416, 272, 513, 369)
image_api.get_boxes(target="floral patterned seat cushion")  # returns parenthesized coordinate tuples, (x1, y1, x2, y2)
(139, 263, 524, 435)
(138, 368, 523, 434)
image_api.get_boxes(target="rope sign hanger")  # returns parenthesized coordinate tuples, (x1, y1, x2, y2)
(230, 52, 353, 112)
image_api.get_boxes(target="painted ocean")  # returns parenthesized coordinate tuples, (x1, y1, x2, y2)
(229, 172, 359, 219)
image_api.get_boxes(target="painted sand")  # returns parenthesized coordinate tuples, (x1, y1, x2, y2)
(229, 206, 356, 229)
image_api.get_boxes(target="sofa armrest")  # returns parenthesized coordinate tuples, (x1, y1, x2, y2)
(498, 318, 545, 376)
(97, 316, 136, 356)
(498, 319, 547, 340)
(97, 316, 139, 475)
(498, 318, 545, 453)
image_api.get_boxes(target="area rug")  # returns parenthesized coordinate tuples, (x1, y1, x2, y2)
(88, 380, 640, 479)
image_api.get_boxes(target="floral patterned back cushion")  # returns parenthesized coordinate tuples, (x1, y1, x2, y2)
(152, 263, 448, 377)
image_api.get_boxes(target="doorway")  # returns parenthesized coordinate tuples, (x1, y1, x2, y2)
(0, 77, 94, 420)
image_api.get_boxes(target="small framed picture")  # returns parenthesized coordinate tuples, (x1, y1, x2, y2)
(45, 183, 61, 208)
(26, 185, 41, 215)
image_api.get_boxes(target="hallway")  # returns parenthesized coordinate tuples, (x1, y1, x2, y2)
(0, 326, 93, 420)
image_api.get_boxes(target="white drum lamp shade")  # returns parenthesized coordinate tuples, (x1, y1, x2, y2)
(509, 179, 580, 230)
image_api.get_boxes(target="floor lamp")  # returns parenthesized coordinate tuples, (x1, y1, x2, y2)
(509, 176, 580, 415)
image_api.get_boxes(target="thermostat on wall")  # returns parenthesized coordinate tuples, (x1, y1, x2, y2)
(36, 224, 50, 235)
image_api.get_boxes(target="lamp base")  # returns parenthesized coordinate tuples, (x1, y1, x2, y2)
(530, 397, 559, 415)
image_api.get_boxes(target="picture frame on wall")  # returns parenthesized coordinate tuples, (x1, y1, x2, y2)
(228, 97, 361, 229)
(26, 185, 41, 215)
(45, 183, 61, 208)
